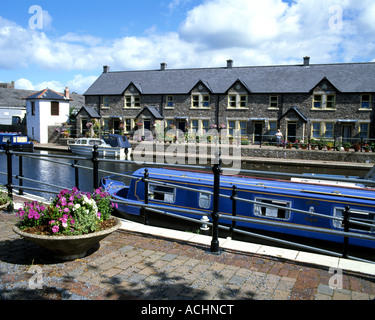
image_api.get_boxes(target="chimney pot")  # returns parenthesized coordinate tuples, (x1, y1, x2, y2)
(160, 62, 167, 71)
(227, 59, 233, 68)
(64, 87, 70, 99)
(103, 65, 110, 73)
(303, 56, 310, 67)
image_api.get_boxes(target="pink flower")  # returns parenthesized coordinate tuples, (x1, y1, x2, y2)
(52, 225, 59, 233)
(97, 212, 101, 219)
(69, 195, 74, 201)
(63, 207, 69, 213)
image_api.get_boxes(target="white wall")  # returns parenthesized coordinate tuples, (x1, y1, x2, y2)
(26, 100, 69, 143)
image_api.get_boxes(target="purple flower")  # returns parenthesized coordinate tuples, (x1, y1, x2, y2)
(52, 225, 59, 233)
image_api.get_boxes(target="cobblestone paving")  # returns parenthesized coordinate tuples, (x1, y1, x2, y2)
(1, 212, 374, 300)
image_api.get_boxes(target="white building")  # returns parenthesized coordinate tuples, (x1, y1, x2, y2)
(24, 88, 72, 143)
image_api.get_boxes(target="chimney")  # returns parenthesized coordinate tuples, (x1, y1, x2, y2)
(103, 65, 110, 73)
(64, 87, 70, 99)
(160, 62, 167, 71)
(303, 56, 310, 67)
(227, 59, 233, 69)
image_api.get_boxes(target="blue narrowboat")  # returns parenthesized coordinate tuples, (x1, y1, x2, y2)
(0, 132, 34, 152)
(102, 167, 375, 250)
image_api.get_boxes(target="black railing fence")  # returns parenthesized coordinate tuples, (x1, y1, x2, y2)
(1, 141, 375, 264)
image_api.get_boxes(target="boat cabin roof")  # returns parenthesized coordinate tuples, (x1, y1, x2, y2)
(132, 167, 375, 204)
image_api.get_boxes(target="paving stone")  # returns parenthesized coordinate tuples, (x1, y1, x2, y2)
(317, 284, 334, 296)
(1, 208, 375, 301)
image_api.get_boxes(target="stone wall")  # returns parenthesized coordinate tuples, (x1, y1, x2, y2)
(130, 141, 375, 164)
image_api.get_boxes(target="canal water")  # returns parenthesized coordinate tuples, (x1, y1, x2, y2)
(0, 150, 370, 200)
(0, 150, 373, 260)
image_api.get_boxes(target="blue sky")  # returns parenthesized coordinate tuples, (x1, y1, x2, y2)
(0, 0, 374, 95)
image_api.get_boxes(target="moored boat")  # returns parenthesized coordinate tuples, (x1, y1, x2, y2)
(101, 167, 375, 250)
(68, 134, 132, 159)
(0, 132, 34, 152)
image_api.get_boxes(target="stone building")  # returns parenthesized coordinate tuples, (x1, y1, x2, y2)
(83, 58, 375, 144)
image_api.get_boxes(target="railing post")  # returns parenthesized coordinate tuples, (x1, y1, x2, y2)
(91, 145, 99, 190)
(73, 159, 80, 190)
(143, 168, 149, 225)
(6, 140, 13, 213)
(230, 185, 237, 240)
(210, 153, 222, 254)
(343, 205, 350, 259)
(18, 154, 24, 196)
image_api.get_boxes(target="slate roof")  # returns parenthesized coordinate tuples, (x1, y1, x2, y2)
(0, 88, 84, 109)
(84, 62, 375, 96)
(76, 106, 101, 118)
(23, 88, 72, 101)
(0, 88, 35, 107)
(136, 106, 164, 120)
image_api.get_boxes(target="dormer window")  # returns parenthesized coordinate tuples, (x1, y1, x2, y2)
(312, 94, 336, 110)
(227, 94, 248, 109)
(360, 94, 371, 109)
(124, 95, 140, 108)
(191, 93, 210, 109)
(269, 96, 279, 109)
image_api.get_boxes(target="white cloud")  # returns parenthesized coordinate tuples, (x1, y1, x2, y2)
(2, 0, 375, 84)
(67, 75, 99, 94)
(15, 74, 98, 94)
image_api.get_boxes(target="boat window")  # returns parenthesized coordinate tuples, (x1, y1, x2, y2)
(149, 184, 175, 203)
(199, 193, 211, 209)
(254, 198, 291, 220)
(80, 139, 87, 145)
(89, 140, 103, 146)
(333, 208, 375, 233)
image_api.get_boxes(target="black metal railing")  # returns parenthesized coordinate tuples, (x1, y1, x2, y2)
(1, 141, 374, 264)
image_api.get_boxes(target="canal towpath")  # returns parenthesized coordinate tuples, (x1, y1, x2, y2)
(0, 192, 374, 301)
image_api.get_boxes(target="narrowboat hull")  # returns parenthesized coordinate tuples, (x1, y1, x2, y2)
(101, 168, 375, 250)
(0, 133, 34, 152)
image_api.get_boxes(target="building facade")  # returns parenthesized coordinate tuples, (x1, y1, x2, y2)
(24, 88, 72, 143)
(83, 58, 375, 144)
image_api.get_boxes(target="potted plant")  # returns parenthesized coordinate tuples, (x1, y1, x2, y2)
(309, 139, 317, 150)
(0, 188, 12, 210)
(353, 142, 361, 152)
(317, 139, 326, 150)
(13, 188, 121, 261)
(363, 144, 371, 152)
(343, 142, 351, 151)
(335, 143, 342, 151)
(300, 141, 308, 149)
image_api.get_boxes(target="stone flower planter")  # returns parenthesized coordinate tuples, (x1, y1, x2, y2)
(13, 217, 121, 261)
(0, 202, 9, 211)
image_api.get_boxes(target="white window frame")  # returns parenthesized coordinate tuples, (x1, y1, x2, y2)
(254, 198, 291, 220)
(148, 184, 176, 203)
(124, 94, 141, 108)
(228, 94, 248, 109)
(191, 93, 210, 109)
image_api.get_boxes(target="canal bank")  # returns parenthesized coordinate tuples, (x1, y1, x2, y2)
(0, 193, 374, 301)
(34, 142, 374, 172)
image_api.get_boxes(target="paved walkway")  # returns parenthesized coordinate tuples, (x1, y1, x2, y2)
(0, 195, 374, 302)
